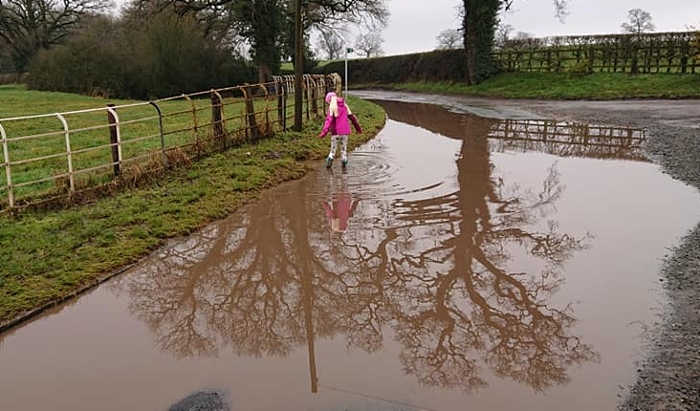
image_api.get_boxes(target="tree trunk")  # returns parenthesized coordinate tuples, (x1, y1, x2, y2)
(462, 0, 502, 85)
(258, 64, 272, 84)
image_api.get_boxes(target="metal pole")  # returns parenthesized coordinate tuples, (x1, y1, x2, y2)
(56, 113, 75, 193)
(0, 123, 14, 209)
(344, 45, 348, 97)
(106, 104, 122, 177)
(148, 102, 166, 166)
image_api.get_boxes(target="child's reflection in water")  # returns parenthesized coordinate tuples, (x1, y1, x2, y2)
(322, 174, 360, 234)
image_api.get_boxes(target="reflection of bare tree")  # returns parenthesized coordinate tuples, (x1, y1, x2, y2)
(377, 115, 597, 393)
(113, 102, 600, 395)
(115, 198, 307, 358)
(116, 180, 355, 359)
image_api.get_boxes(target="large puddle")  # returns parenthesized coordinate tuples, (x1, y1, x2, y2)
(1, 94, 699, 411)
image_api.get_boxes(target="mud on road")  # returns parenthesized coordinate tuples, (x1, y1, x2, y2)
(499, 98, 700, 411)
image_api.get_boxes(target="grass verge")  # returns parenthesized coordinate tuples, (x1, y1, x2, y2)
(358, 72, 700, 99)
(0, 91, 386, 328)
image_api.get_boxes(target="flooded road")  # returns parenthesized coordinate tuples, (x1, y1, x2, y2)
(1, 94, 700, 411)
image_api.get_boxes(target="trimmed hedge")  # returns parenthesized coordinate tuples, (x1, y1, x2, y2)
(314, 49, 467, 85)
(312, 30, 700, 85)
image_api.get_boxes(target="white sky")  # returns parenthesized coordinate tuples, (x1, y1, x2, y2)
(371, 0, 700, 56)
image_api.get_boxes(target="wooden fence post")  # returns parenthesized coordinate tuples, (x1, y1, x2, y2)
(680, 40, 690, 74)
(310, 80, 318, 116)
(630, 39, 639, 74)
(211, 90, 225, 148)
(243, 84, 261, 143)
(304, 76, 310, 121)
(107, 104, 120, 176)
(276, 77, 285, 129)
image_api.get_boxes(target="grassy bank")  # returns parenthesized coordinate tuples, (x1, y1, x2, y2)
(361, 72, 700, 99)
(0, 89, 386, 327)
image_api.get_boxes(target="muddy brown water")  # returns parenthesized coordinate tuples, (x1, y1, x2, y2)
(1, 93, 699, 411)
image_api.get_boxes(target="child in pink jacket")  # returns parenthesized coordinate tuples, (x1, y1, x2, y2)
(318, 92, 362, 168)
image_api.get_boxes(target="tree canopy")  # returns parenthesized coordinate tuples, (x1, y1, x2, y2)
(621, 8, 655, 35)
(133, 0, 387, 83)
(0, 0, 112, 72)
(436, 29, 461, 50)
(354, 31, 383, 57)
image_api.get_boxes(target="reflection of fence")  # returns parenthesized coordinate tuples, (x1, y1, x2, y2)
(494, 31, 700, 74)
(488, 119, 648, 162)
(377, 99, 648, 162)
(0, 73, 341, 212)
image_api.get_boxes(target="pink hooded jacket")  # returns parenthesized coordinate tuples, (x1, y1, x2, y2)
(319, 93, 362, 138)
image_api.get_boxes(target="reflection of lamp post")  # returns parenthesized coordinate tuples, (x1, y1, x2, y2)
(344, 46, 353, 96)
(303, 271, 319, 393)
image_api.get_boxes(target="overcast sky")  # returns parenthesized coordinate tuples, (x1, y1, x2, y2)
(112, 0, 699, 58)
(370, 0, 700, 56)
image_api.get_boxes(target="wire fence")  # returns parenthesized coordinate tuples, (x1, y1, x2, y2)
(0, 73, 342, 213)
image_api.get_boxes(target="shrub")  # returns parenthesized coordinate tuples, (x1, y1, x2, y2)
(566, 60, 591, 78)
(27, 13, 256, 100)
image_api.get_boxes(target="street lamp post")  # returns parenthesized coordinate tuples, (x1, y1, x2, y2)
(344, 46, 353, 97)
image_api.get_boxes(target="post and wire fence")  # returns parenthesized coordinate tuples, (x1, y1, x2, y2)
(494, 31, 700, 74)
(0, 73, 342, 213)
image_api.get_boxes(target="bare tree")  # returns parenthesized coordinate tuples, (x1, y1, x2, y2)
(494, 23, 513, 48)
(514, 31, 534, 40)
(0, 0, 114, 72)
(436, 28, 461, 50)
(316, 29, 344, 60)
(354, 30, 383, 57)
(621, 8, 655, 35)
